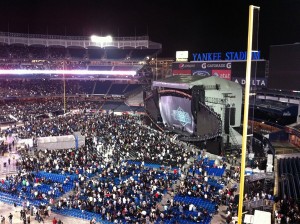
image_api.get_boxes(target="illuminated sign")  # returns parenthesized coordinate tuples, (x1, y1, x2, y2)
(201, 62, 231, 69)
(176, 51, 189, 62)
(233, 77, 267, 86)
(172, 107, 192, 126)
(192, 51, 261, 61)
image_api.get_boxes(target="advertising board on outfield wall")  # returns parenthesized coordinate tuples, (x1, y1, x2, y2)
(232, 77, 267, 87)
(172, 60, 268, 86)
(172, 62, 232, 80)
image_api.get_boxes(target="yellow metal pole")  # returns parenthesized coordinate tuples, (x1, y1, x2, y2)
(63, 61, 66, 114)
(238, 5, 259, 224)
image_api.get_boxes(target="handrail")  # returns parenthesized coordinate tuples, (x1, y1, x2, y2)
(243, 199, 274, 210)
(250, 118, 285, 129)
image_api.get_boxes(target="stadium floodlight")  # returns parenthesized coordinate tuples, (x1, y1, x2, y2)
(91, 35, 113, 43)
(0, 69, 136, 76)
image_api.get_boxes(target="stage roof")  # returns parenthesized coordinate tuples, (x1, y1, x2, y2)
(152, 75, 242, 91)
(152, 76, 206, 89)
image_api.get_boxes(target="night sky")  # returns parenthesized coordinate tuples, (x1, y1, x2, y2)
(0, 0, 299, 59)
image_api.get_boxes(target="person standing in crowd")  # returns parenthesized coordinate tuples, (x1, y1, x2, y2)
(22, 215, 26, 224)
(8, 213, 13, 224)
(27, 214, 31, 224)
(0, 215, 5, 224)
(47, 204, 52, 216)
(20, 209, 25, 220)
(13, 202, 17, 213)
(52, 217, 58, 224)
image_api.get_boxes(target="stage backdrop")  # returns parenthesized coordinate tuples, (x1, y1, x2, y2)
(159, 95, 195, 134)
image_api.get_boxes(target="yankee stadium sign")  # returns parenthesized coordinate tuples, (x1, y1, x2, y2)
(192, 51, 261, 61)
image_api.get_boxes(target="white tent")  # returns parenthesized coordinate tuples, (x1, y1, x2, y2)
(37, 135, 75, 150)
(244, 210, 271, 224)
(253, 210, 271, 224)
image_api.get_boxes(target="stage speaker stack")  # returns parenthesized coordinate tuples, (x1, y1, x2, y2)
(191, 85, 205, 118)
(224, 107, 230, 134)
(224, 107, 236, 134)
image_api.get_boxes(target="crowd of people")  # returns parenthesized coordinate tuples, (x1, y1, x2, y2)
(0, 83, 282, 224)
(0, 79, 143, 104)
(2, 109, 198, 168)
(0, 98, 106, 124)
(274, 197, 300, 223)
(0, 79, 94, 98)
(0, 44, 87, 60)
(0, 43, 155, 62)
(0, 107, 229, 223)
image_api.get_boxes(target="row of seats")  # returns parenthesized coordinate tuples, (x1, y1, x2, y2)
(34, 171, 78, 182)
(174, 195, 216, 214)
(0, 45, 159, 60)
(0, 191, 47, 207)
(93, 82, 141, 95)
(189, 158, 225, 177)
(53, 208, 111, 224)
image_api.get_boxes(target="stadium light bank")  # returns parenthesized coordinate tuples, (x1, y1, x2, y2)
(91, 35, 113, 45)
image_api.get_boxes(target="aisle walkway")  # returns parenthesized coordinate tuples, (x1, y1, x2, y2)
(0, 143, 20, 179)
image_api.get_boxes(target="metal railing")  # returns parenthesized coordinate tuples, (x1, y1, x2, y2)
(229, 126, 241, 148)
(243, 199, 274, 211)
(0, 32, 158, 49)
(0, 31, 149, 41)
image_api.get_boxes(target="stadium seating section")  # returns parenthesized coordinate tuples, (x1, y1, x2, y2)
(0, 44, 159, 61)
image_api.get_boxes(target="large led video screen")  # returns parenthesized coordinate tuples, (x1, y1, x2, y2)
(159, 95, 195, 134)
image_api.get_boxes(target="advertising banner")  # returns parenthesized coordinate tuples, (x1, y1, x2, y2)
(172, 62, 232, 81)
(232, 77, 267, 87)
(173, 69, 191, 75)
(191, 70, 211, 77)
(211, 69, 231, 80)
(172, 61, 267, 79)
(172, 62, 231, 70)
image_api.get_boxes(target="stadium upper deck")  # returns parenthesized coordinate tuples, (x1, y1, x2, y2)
(0, 31, 162, 63)
(0, 31, 161, 50)
(0, 32, 161, 81)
